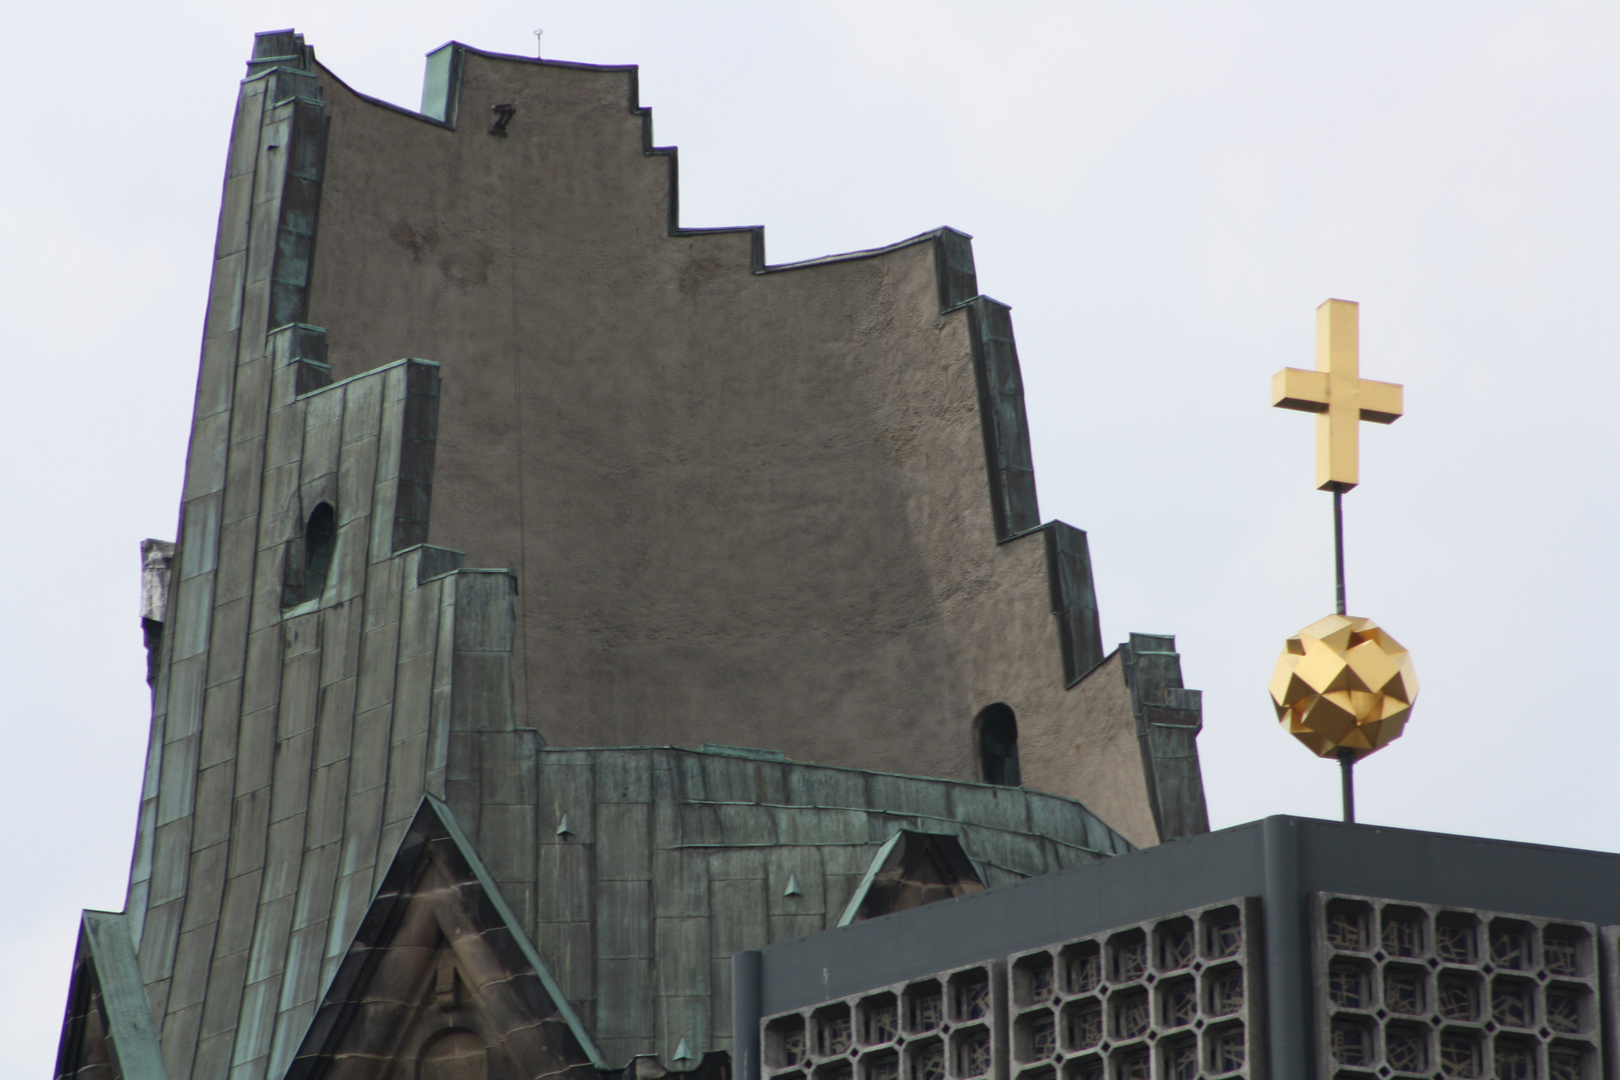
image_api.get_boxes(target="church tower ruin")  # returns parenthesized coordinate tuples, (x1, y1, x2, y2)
(54, 31, 1209, 1080)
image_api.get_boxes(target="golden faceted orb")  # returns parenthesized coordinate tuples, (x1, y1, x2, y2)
(1270, 614, 1418, 759)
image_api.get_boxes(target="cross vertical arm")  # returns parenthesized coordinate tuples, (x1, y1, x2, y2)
(1316, 298, 1361, 491)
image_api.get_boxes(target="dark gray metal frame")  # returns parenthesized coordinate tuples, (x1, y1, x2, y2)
(736, 816, 1620, 1080)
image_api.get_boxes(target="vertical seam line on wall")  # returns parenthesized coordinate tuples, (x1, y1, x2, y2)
(233, 97, 314, 1075)
(313, 425, 354, 998)
(507, 118, 530, 733)
(262, 401, 321, 1071)
(372, 551, 410, 879)
(215, 155, 263, 1080)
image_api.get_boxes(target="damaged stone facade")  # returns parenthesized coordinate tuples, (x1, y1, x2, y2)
(57, 29, 1211, 1080)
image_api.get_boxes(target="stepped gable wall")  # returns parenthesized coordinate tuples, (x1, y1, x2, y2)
(297, 42, 1175, 828)
(107, 28, 1203, 1080)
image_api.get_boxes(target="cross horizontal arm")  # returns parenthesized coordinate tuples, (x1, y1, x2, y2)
(1272, 367, 1329, 413)
(1358, 379, 1403, 424)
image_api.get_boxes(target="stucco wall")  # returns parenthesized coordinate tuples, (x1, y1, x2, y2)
(301, 50, 1159, 824)
(1062, 651, 1159, 846)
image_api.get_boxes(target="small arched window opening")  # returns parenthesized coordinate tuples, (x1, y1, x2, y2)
(976, 703, 1021, 786)
(301, 502, 336, 600)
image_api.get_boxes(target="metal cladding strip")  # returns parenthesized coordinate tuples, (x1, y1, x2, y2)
(1121, 634, 1209, 843)
(86, 912, 170, 1080)
(265, 89, 328, 330)
(1600, 928, 1620, 1074)
(967, 297, 1041, 542)
(55, 911, 171, 1080)
(933, 229, 980, 313)
(122, 36, 336, 1074)
(1260, 817, 1306, 1080)
(734, 950, 765, 1080)
(1043, 524, 1104, 688)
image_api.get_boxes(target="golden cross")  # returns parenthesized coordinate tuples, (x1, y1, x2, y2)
(1272, 299, 1404, 491)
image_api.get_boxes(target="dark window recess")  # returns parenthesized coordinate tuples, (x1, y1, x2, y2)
(285, 502, 337, 606)
(977, 704, 1021, 786)
(304, 503, 336, 597)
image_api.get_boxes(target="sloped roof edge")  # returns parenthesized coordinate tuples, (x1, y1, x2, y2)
(834, 830, 985, 928)
(835, 831, 906, 927)
(421, 793, 611, 1070)
(57, 910, 168, 1080)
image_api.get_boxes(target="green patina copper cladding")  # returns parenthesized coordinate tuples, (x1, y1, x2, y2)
(56, 23, 1211, 1080)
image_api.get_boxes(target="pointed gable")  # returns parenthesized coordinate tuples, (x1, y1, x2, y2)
(836, 831, 985, 926)
(287, 796, 607, 1080)
(55, 911, 167, 1080)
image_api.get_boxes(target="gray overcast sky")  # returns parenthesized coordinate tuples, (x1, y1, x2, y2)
(3, 2, 1616, 1073)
